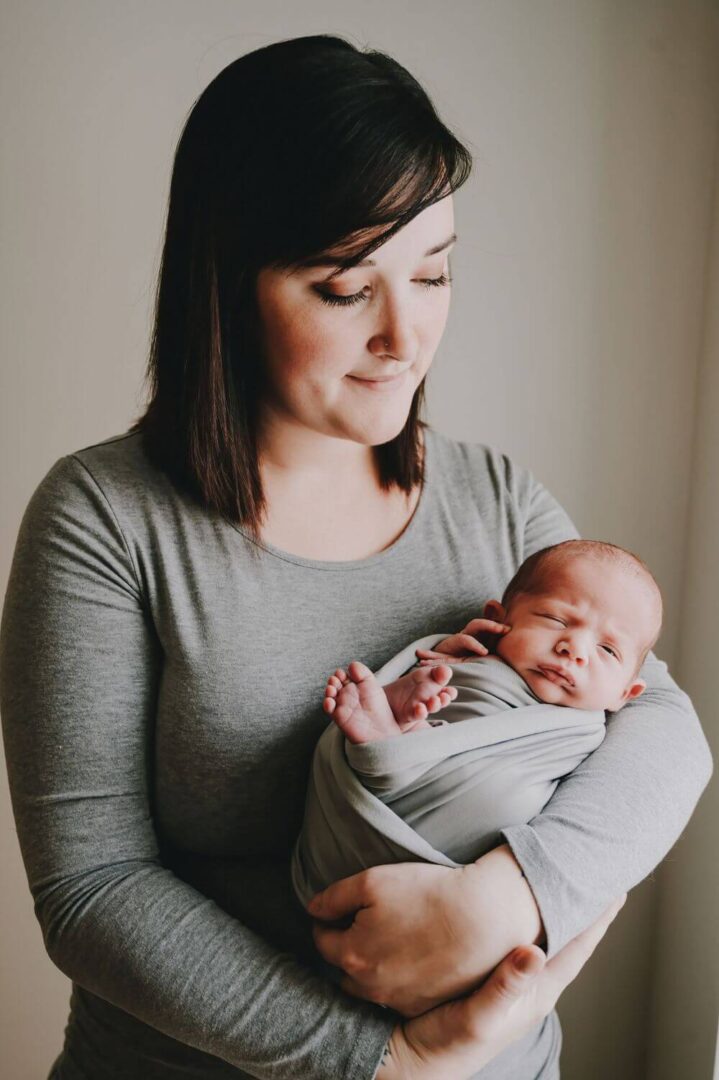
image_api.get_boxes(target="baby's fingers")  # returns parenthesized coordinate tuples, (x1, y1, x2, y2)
(415, 648, 449, 661)
(461, 618, 512, 636)
(453, 634, 489, 656)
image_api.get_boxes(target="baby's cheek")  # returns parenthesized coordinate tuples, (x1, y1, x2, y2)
(498, 630, 531, 665)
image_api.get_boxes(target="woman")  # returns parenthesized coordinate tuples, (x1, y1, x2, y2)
(0, 33, 711, 1080)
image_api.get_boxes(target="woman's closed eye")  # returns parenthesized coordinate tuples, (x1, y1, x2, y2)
(314, 273, 452, 308)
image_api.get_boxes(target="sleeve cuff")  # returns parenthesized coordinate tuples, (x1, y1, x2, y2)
(501, 824, 567, 959)
(345, 1012, 396, 1080)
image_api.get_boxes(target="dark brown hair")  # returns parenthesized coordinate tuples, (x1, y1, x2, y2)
(130, 34, 472, 539)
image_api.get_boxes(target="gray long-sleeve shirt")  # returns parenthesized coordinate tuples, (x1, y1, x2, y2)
(0, 426, 712, 1080)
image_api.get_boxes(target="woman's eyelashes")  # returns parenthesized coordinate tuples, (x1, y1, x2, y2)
(313, 272, 452, 308)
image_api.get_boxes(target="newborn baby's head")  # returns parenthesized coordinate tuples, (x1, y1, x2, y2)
(484, 540, 663, 712)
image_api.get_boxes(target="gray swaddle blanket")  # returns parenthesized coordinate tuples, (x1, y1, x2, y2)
(292, 634, 607, 907)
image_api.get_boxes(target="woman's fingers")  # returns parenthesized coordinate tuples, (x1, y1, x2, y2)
(454, 894, 626, 1052)
(311, 921, 347, 969)
(394, 946, 550, 1078)
(380, 894, 628, 1080)
(480, 944, 548, 1005)
(311, 917, 376, 980)
(308, 870, 369, 920)
(484, 895, 626, 1019)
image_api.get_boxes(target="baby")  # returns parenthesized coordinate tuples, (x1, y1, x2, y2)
(291, 539, 663, 906)
(321, 538, 662, 745)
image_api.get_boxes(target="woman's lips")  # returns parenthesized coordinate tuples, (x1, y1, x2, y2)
(347, 371, 408, 391)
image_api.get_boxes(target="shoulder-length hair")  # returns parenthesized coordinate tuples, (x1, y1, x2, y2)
(131, 34, 472, 540)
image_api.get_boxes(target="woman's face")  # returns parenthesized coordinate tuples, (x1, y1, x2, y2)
(253, 195, 455, 450)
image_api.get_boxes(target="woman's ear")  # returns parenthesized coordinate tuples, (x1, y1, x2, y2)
(483, 599, 507, 623)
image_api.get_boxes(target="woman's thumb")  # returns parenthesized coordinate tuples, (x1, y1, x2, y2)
(486, 945, 547, 1002)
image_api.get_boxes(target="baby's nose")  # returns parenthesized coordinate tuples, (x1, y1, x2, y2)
(557, 637, 589, 664)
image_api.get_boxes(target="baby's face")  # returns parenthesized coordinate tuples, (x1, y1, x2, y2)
(492, 556, 656, 712)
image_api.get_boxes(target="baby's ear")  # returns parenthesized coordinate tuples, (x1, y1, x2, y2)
(483, 599, 507, 622)
(623, 678, 647, 702)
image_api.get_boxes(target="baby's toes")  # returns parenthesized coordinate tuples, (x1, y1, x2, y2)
(347, 660, 373, 683)
(429, 663, 453, 688)
(322, 695, 336, 715)
(410, 701, 429, 721)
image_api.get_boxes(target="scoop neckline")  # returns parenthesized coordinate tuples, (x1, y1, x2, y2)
(230, 427, 434, 571)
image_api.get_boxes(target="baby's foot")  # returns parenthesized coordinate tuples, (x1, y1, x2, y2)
(384, 664, 458, 731)
(324, 662, 402, 744)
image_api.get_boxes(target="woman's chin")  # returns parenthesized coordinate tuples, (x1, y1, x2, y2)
(338, 377, 419, 443)
(366, 419, 413, 446)
(339, 409, 414, 448)
(319, 417, 402, 447)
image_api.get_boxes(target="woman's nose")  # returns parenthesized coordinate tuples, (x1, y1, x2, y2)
(369, 296, 418, 362)
(556, 636, 589, 665)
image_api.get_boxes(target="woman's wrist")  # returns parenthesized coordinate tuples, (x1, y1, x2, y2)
(374, 1028, 408, 1080)
(375, 1021, 491, 1080)
(473, 844, 545, 944)
(375, 999, 500, 1080)
(459, 844, 546, 979)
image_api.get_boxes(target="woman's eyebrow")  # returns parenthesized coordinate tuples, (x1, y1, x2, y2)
(302, 232, 458, 271)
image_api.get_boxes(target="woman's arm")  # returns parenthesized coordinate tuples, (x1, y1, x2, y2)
(310, 847, 546, 1018)
(0, 455, 395, 1080)
(376, 894, 626, 1080)
(503, 650, 711, 953)
(310, 454, 712, 1011)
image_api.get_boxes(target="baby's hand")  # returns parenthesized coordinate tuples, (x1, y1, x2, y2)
(415, 618, 511, 664)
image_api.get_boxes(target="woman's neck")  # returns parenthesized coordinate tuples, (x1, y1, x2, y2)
(259, 416, 375, 477)
(257, 417, 381, 490)
(255, 421, 423, 562)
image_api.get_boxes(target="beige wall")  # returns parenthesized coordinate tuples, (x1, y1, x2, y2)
(645, 115, 719, 1080)
(1, 2, 717, 1077)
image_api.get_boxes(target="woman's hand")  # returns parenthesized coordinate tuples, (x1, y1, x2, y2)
(376, 895, 626, 1080)
(415, 618, 511, 665)
(309, 845, 545, 1017)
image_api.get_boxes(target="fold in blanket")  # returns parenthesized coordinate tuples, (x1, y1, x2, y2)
(291, 635, 606, 909)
